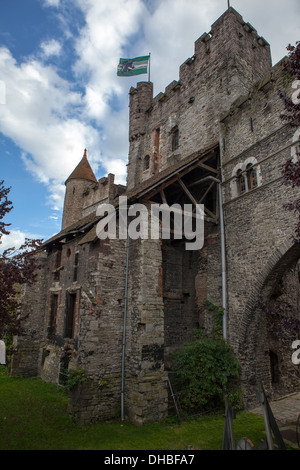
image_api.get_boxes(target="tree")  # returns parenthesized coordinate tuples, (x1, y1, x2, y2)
(0, 180, 43, 339)
(279, 42, 300, 241)
(0, 180, 13, 236)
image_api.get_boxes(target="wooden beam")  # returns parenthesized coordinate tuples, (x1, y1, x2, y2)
(177, 177, 218, 221)
(204, 206, 219, 221)
(160, 188, 167, 204)
(177, 177, 198, 206)
(198, 162, 219, 174)
(199, 180, 215, 203)
(139, 151, 215, 201)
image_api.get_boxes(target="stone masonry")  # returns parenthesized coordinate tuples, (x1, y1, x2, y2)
(10, 7, 300, 423)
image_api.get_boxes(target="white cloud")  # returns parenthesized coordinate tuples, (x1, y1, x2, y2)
(230, 0, 300, 65)
(139, 0, 222, 95)
(98, 106, 129, 184)
(1, 0, 299, 220)
(43, 0, 60, 7)
(0, 1, 148, 210)
(0, 46, 101, 209)
(0, 229, 41, 253)
(73, 0, 146, 120)
(101, 156, 127, 185)
(40, 39, 62, 58)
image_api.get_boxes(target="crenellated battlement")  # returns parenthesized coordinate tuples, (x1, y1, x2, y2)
(127, 7, 272, 190)
(180, 8, 271, 87)
(129, 8, 271, 125)
(129, 81, 153, 139)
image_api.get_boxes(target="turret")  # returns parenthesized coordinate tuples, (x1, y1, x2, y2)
(129, 81, 153, 139)
(127, 82, 154, 189)
(61, 149, 97, 230)
(126, 8, 273, 190)
(179, 8, 272, 86)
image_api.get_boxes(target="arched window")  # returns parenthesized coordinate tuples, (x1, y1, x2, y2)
(171, 126, 179, 152)
(144, 155, 150, 171)
(231, 158, 261, 199)
(246, 163, 257, 190)
(237, 169, 246, 195)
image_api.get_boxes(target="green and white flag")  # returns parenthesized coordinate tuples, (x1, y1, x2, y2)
(117, 55, 150, 77)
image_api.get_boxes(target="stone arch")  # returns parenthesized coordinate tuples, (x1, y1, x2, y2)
(238, 239, 300, 346)
(237, 239, 300, 405)
(230, 156, 262, 198)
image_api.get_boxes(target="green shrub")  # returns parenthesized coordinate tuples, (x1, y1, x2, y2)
(64, 369, 86, 390)
(172, 301, 242, 413)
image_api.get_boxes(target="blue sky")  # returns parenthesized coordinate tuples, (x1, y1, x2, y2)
(0, 0, 299, 250)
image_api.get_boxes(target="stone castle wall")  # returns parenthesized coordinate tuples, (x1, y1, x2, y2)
(10, 7, 300, 423)
(10, 251, 48, 378)
(220, 59, 300, 403)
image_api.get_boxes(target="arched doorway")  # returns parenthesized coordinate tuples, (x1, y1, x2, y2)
(238, 241, 300, 406)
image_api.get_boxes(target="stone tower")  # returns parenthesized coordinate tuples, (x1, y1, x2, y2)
(61, 149, 97, 230)
(127, 7, 272, 189)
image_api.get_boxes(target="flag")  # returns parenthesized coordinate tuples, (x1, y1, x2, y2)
(117, 55, 150, 77)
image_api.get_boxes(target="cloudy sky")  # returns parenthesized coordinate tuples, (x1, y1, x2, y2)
(0, 0, 299, 250)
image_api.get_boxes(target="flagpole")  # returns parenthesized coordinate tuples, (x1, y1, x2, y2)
(148, 52, 151, 82)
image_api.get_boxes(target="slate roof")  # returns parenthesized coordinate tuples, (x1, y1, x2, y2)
(65, 149, 97, 184)
(126, 141, 219, 200)
(43, 142, 219, 248)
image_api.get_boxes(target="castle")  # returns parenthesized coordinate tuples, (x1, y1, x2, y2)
(11, 8, 300, 425)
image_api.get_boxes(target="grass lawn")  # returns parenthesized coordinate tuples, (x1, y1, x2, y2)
(0, 367, 267, 450)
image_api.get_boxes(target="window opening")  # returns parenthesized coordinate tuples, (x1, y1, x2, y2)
(154, 127, 160, 150)
(47, 294, 58, 340)
(54, 249, 62, 281)
(171, 127, 179, 152)
(250, 117, 254, 132)
(237, 169, 246, 195)
(152, 127, 161, 174)
(144, 155, 150, 171)
(246, 163, 257, 190)
(65, 293, 76, 338)
(73, 252, 79, 282)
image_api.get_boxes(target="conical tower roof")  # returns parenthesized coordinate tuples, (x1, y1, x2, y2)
(65, 149, 97, 184)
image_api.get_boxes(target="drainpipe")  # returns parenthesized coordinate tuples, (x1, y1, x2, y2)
(195, 174, 227, 341)
(121, 232, 130, 421)
(217, 179, 227, 341)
